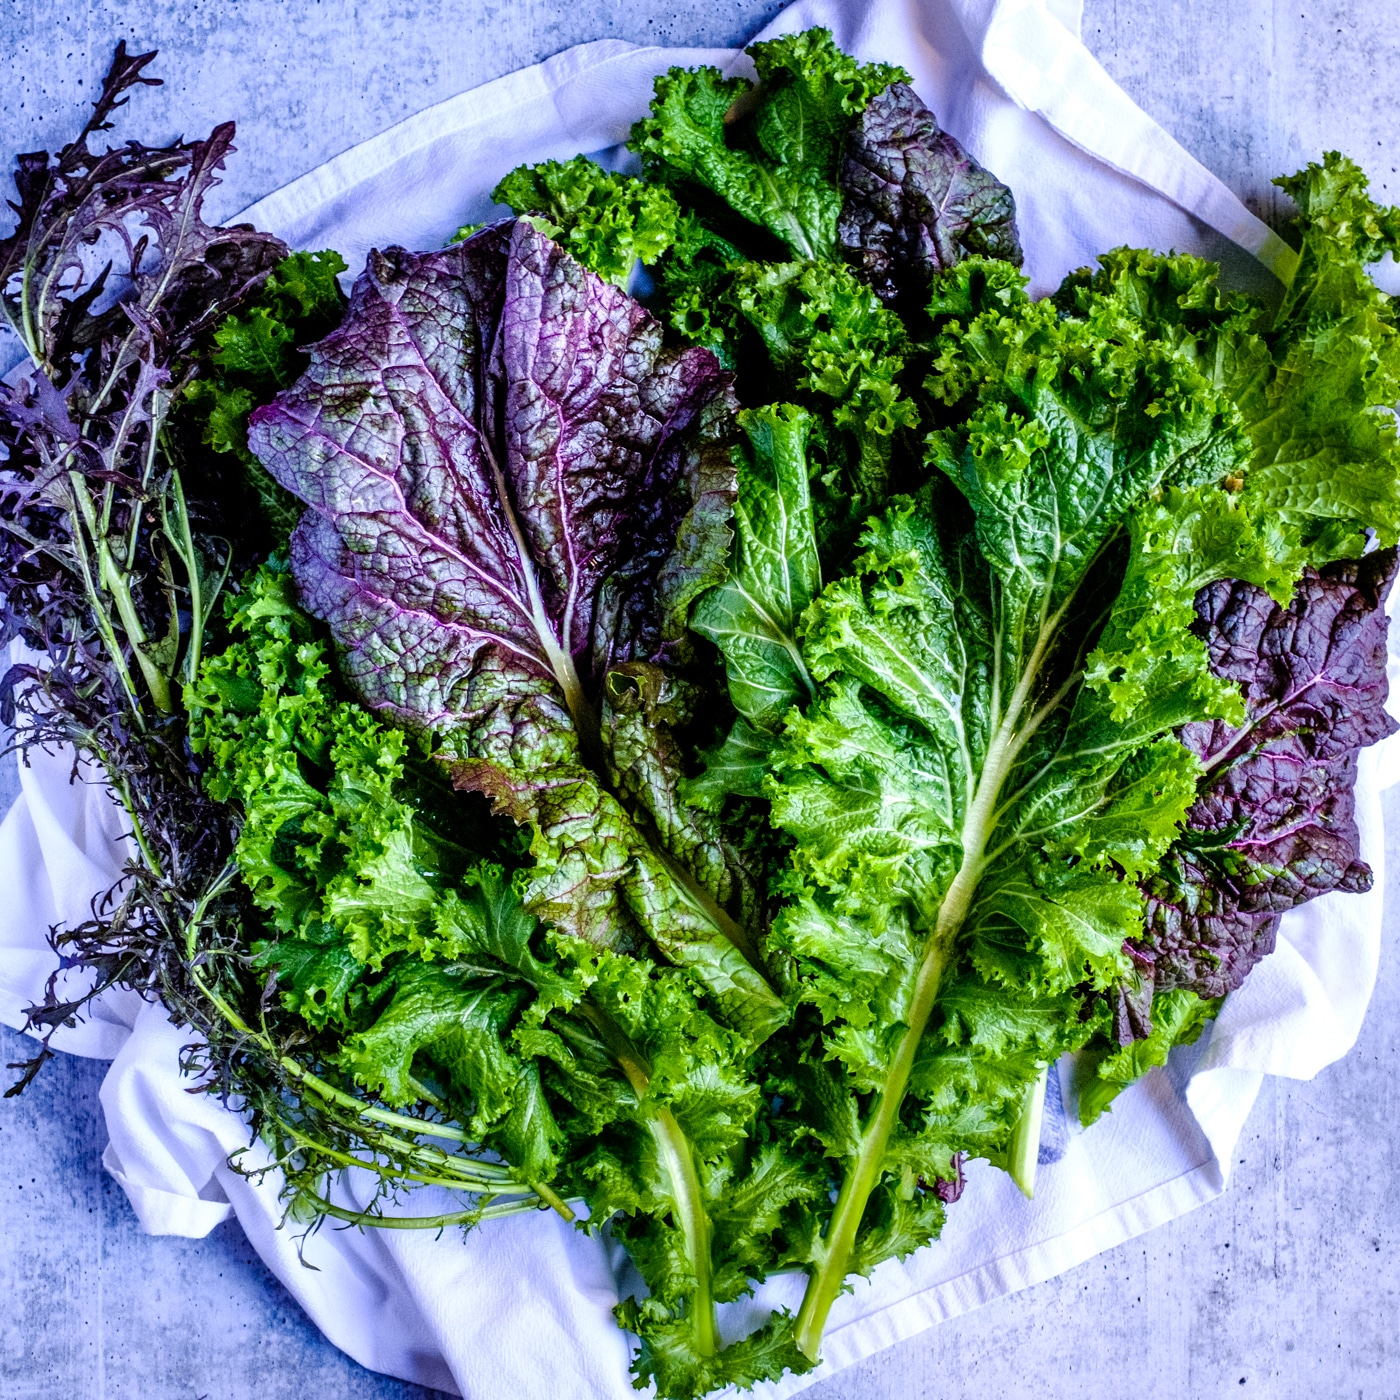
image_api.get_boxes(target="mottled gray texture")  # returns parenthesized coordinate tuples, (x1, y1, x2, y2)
(3, 1, 1400, 1396)
(0, 1020, 455, 1400)
(0, 0, 786, 226)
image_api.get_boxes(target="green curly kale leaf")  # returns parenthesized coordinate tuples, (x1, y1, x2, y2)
(181, 249, 347, 543)
(190, 562, 821, 1393)
(1059, 154, 1400, 575)
(690, 251, 1291, 1360)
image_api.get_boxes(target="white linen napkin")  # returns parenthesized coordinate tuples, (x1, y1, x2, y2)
(2, 0, 1394, 1395)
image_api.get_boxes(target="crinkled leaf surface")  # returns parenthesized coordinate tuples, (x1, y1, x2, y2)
(1237, 155, 1400, 559)
(729, 257, 1269, 1329)
(630, 28, 908, 261)
(1060, 159, 1400, 571)
(728, 259, 919, 553)
(692, 404, 821, 733)
(249, 219, 788, 1043)
(1143, 549, 1398, 997)
(490, 157, 681, 289)
(838, 82, 1022, 304)
(250, 218, 732, 759)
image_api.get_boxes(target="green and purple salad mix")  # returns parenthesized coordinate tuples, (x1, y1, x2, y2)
(3, 33, 1399, 1396)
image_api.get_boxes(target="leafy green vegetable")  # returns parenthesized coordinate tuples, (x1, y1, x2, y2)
(692, 404, 820, 733)
(189, 560, 820, 1393)
(729, 258, 919, 549)
(1075, 989, 1220, 1128)
(249, 220, 788, 1045)
(838, 80, 1022, 303)
(488, 155, 681, 287)
(1060, 154, 1400, 573)
(181, 248, 347, 543)
(14, 31, 1400, 1400)
(699, 251, 1284, 1358)
(631, 29, 908, 261)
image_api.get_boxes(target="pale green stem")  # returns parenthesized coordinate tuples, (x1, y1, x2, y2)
(794, 599, 1069, 1363)
(583, 1004, 719, 1360)
(1006, 1065, 1049, 1201)
(69, 470, 172, 713)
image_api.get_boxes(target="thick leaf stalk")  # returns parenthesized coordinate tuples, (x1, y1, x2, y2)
(792, 616, 1061, 1357)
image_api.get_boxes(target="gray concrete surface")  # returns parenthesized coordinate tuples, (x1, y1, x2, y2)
(3, 1, 1400, 1396)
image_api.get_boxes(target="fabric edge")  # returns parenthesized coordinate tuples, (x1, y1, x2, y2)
(774, 1159, 1227, 1396)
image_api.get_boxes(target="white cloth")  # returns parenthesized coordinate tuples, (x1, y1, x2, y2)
(1, 0, 1392, 1394)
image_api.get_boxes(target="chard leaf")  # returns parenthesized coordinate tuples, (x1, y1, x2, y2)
(630, 28, 908, 261)
(838, 82, 1022, 304)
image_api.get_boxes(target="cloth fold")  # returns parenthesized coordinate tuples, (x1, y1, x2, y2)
(1, 0, 1393, 1395)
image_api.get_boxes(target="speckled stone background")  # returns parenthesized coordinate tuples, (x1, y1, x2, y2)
(2, 2, 1399, 1396)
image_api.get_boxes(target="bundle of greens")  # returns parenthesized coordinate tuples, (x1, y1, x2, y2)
(4, 29, 1400, 1400)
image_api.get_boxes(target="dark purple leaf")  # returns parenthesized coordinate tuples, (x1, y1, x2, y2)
(1142, 549, 1398, 999)
(837, 82, 1022, 305)
(250, 218, 734, 767)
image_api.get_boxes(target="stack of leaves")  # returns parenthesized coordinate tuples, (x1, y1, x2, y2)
(0, 47, 562, 1233)
(5, 29, 1400, 1400)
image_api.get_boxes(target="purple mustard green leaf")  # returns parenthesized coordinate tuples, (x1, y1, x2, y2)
(248, 218, 789, 1042)
(1142, 548, 1398, 998)
(248, 218, 731, 766)
(838, 83, 1022, 305)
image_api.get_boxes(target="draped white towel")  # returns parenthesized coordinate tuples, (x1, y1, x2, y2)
(2, 0, 1396, 1394)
